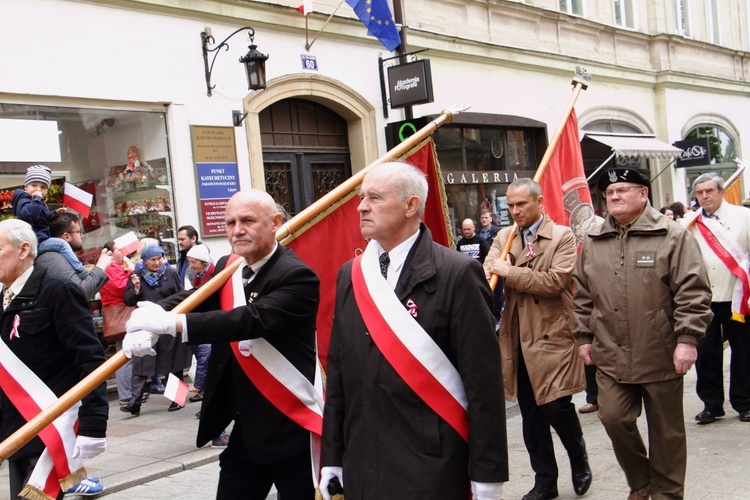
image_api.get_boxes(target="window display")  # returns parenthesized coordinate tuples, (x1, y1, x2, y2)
(0, 104, 176, 263)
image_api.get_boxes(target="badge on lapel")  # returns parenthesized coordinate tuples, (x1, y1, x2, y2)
(406, 298, 418, 318)
(9, 314, 20, 340)
(525, 242, 536, 258)
(248, 292, 259, 304)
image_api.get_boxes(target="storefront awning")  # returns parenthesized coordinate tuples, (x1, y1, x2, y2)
(583, 133, 683, 159)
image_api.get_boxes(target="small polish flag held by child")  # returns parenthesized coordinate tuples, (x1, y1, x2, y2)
(298, 0, 312, 15)
(114, 231, 141, 257)
(63, 182, 93, 218)
(164, 373, 189, 408)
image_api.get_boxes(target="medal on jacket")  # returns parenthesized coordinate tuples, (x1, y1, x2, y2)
(9, 314, 20, 340)
(406, 298, 418, 318)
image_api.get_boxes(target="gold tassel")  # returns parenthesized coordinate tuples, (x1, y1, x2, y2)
(19, 484, 55, 500)
(731, 311, 746, 323)
(58, 466, 87, 492)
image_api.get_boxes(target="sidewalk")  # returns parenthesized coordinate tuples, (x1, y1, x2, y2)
(0, 388, 222, 500)
(1, 351, 750, 499)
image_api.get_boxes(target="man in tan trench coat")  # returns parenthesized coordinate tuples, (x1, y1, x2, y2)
(485, 178, 590, 500)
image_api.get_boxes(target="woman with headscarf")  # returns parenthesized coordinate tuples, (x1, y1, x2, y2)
(121, 244, 188, 415)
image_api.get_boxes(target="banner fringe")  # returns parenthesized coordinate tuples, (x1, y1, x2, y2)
(19, 484, 55, 500)
(58, 466, 87, 492)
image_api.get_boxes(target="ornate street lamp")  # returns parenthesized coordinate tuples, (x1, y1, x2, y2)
(201, 27, 269, 97)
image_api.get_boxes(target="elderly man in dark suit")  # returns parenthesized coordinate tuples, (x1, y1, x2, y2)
(320, 162, 508, 500)
(0, 219, 108, 499)
(123, 189, 320, 500)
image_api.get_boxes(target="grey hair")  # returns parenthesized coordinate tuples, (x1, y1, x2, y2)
(508, 177, 542, 200)
(371, 162, 428, 216)
(0, 219, 38, 258)
(692, 173, 725, 191)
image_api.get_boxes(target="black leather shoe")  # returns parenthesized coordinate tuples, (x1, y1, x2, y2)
(120, 403, 140, 416)
(572, 463, 592, 496)
(522, 484, 559, 500)
(695, 408, 724, 424)
(168, 402, 182, 412)
(740, 410, 750, 422)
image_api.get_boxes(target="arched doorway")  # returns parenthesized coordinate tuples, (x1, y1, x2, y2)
(259, 99, 351, 216)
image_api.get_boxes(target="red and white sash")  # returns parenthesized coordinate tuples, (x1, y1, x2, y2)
(219, 254, 324, 486)
(0, 334, 85, 500)
(351, 240, 469, 441)
(692, 212, 750, 322)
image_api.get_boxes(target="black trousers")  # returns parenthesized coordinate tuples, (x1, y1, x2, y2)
(584, 364, 598, 405)
(517, 350, 587, 487)
(216, 420, 314, 500)
(695, 302, 750, 413)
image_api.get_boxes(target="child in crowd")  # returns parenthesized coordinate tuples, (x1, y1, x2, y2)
(11, 165, 87, 277)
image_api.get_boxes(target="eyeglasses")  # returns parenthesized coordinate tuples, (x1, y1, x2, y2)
(66, 229, 85, 236)
(603, 186, 644, 198)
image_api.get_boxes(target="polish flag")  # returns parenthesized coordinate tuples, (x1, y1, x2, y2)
(114, 231, 141, 257)
(63, 182, 93, 218)
(298, 0, 312, 15)
(164, 373, 189, 407)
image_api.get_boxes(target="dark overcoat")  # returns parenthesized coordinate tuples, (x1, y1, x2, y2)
(0, 267, 108, 460)
(321, 225, 509, 499)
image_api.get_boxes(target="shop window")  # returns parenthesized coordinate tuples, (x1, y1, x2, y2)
(433, 124, 543, 240)
(0, 104, 176, 264)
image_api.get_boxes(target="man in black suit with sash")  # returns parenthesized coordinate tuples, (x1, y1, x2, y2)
(123, 190, 320, 500)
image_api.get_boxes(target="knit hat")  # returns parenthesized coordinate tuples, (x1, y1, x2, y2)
(25, 165, 52, 188)
(140, 244, 165, 262)
(186, 244, 211, 263)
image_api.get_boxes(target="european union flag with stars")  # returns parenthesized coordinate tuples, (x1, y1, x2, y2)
(346, 0, 402, 51)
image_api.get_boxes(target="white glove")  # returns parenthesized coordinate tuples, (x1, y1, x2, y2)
(319, 466, 343, 500)
(122, 331, 158, 358)
(126, 301, 177, 336)
(471, 481, 504, 500)
(72, 436, 106, 459)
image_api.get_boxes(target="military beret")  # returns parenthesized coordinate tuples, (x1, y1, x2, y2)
(597, 168, 650, 191)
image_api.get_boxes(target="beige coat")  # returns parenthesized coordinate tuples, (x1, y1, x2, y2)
(572, 205, 713, 383)
(484, 216, 585, 405)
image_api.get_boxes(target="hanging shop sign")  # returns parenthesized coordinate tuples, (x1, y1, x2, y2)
(387, 60, 434, 109)
(674, 137, 710, 168)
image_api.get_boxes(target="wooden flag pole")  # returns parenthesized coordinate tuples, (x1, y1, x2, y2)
(0, 105, 467, 464)
(488, 68, 590, 291)
(684, 161, 745, 230)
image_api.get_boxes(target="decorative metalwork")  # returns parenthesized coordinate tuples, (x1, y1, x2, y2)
(312, 164, 346, 197)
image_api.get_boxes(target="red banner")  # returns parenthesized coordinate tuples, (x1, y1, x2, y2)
(539, 111, 596, 243)
(285, 139, 450, 370)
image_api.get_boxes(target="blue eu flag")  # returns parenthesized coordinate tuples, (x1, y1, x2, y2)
(346, 0, 402, 52)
